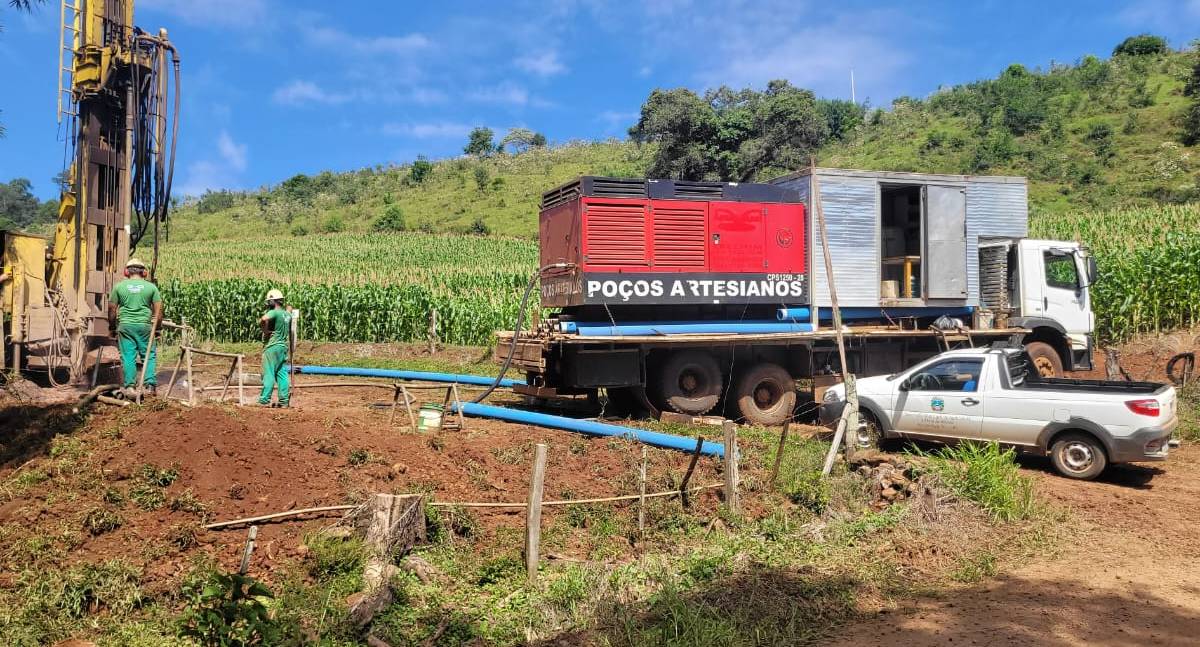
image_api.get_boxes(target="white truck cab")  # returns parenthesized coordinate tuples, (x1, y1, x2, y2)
(981, 238, 1099, 376)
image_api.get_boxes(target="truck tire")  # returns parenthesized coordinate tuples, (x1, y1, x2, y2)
(733, 362, 796, 426)
(655, 351, 722, 416)
(1025, 341, 1063, 378)
(1050, 432, 1107, 480)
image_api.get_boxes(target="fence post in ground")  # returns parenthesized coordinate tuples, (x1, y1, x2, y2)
(185, 347, 195, 406)
(771, 421, 791, 485)
(238, 525, 258, 575)
(679, 436, 703, 510)
(722, 421, 740, 515)
(638, 446, 647, 533)
(525, 443, 548, 583)
(237, 355, 245, 406)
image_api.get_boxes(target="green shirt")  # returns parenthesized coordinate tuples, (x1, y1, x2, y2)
(109, 278, 161, 326)
(263, 308, 292, 351)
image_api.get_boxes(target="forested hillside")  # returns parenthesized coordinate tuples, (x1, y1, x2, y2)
(162, 36, 1200, 241)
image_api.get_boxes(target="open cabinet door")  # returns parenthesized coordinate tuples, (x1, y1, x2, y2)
(924, 185, 968, 299)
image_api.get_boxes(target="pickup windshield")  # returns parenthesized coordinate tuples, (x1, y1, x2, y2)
(1005, 351, 1164, 394)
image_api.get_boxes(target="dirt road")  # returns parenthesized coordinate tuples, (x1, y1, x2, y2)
(833, 446, 1200, 646)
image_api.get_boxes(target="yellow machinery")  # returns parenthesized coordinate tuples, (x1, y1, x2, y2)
(1, 0, 179, 383)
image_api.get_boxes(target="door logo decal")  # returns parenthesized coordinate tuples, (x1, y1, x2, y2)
(776, 228, 793, 248)
(931, 398, 944, 412)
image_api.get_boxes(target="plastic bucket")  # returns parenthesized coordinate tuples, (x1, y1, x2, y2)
(418, 403, 444, 432)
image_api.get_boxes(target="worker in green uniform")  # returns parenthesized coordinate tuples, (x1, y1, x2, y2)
(258, 288, 293, 407)
(107, 258, 163, 395)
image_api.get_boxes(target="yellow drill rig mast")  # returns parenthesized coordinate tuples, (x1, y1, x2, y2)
(1, 0, 179, 383)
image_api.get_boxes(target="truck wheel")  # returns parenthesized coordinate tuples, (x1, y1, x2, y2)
(1050, 432, 1107, 480)
(1025, 341, 1063, 378)
(656, 351, 722, 416)
(733, 362, 796, 426)
(853, 410, 884, 450)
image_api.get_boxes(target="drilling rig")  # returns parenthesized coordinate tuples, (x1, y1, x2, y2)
(1, 0, 179, 384)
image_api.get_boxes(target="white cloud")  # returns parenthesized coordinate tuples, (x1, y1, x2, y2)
(140, 0, 268, 28)
(597, 110, 638, 129)
(1116, 0, 1200, 34)
(272, 80, 352, 106)
(382, 122, 473, 139)
(468, 82, 553, 108)
(180, 130, 247, 195)
(301, 23, 430, 56)
(516, 50, 567, 77)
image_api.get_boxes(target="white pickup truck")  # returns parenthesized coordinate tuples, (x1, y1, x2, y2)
(819, 347, 1178, 479)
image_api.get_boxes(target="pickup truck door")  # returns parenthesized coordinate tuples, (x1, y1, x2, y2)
(892, 358, 985, 441)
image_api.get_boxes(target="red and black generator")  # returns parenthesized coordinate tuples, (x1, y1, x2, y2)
(539, 176, 807, 321)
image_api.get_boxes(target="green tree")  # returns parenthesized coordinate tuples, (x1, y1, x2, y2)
(817, 99, 866, 140)
(410, 156, 433, 183)
(1112, 34, 1169, 57)
(464, 127, 495, 156)
(499, 127, 539, 153)
(630, 80, 828, 181)
(473, 166, 490, 191)
(469, 217, 490, 235)
(530, 132, 548, 147)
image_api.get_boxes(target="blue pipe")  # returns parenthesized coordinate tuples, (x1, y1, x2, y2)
(560, 320, 815, 336)
(295, 365, 519, 388)
(776, 306, 975, 322)
(452, 402, 725, 458)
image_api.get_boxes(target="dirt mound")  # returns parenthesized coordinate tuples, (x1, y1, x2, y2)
(0, 385, 725, 583)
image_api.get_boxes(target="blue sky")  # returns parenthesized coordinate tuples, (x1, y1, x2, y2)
(1, 0, 1199, 200)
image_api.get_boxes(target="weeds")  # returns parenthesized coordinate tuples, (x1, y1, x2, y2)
(951, 551, 999, 583)
(138, 464, 180, 487)
(347, 448, 370, 466)
(1176, 382, 1200, 442)
(178, 568, 284, 646)
(168, 490, 209, 517)
(916, 442, 1037, 522)
(304, 533, 367, 582)
(130, 482, 167, 511)
(83, 508, 123, 536)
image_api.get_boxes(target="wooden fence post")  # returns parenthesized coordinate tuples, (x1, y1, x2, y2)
(238, 525, 258, 575)
(771, 421, 791, 484)
(525, 443, 548, 583)
(428, 309, 438, 355)
(679, 436, 703, 510)
(185, 347, 195, 406)
(722, 421, 740, 515)
(638, 446, 647, 533)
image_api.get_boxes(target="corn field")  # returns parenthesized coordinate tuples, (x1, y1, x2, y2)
(158, 232, 536, 345)
(1031, 203, 1200, 342)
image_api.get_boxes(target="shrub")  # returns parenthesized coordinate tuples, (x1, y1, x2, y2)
(917, 441, 1036, 522)
(372, 204, 407, 232)
(410, 156, 433, 183)
(321, 214, 345, 233)
(473, 166, 490, 191)
(783, 470, 830, 514)
(178, 570, 282, 646)
(469, 217, 491, 236)
(304, 534, 367, 581)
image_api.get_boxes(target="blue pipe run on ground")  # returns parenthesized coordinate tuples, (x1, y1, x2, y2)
(295, 365, 519, 388)
(776, 306, 975, 321)
(559, 320, 815, 336)
(452, 401, 725, 458)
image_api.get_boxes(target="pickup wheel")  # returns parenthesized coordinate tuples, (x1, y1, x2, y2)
(1050, 432, 1108, 480)
(853, 410, 884, 450)
(733, 362, 796, 426)
(655, 351, 722, 416)
(1025, 341, 1063, 378)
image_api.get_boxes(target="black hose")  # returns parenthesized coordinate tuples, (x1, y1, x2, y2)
(471, 263, 570, 403)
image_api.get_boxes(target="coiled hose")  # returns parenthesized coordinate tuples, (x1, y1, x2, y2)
(472, 263, 570, 403)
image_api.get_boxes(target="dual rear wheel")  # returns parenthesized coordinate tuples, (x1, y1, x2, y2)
(651, 351, 795, 426)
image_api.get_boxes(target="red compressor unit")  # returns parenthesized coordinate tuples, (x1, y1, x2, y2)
(539, 176, 807, 317)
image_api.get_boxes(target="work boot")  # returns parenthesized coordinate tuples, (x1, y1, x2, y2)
(146, 385, 158, 397)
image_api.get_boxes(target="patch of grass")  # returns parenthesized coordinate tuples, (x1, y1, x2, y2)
(304, 533, 368, 582)
(476, 555, 522, 586)
(917, 441, 1037, 522)
(167, 524, 199, 551)
(347, 448, 370, 466)
(491, 442, 532, 465)
(129, 482, 167, 511)
(1, 467, 50, 501)
(951, 551, 999, 583)
(1175, 382, 1200, 442)
(82, 508, 123, 536)
(168, 489, 209, 517)
(2, 559, 146, 646)
(545, 565, 594, 614)
(137, 464, 179, 487)
(782, 470, 831, 514)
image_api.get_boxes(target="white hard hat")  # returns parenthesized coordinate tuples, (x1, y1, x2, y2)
(126, 258, 146, 269)
(265, 289, 284, 303)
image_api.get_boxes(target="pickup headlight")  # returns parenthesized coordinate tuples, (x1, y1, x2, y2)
(822, 387, 843, 403)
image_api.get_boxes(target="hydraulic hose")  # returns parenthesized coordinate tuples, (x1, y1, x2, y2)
(471, 262, 571, 403)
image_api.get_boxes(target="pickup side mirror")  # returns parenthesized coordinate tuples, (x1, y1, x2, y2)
(1086, 256, 1099, 286)
(898, 379, 910, 392)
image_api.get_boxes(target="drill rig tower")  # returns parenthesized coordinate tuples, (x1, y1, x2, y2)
(1, 0, 179, 383)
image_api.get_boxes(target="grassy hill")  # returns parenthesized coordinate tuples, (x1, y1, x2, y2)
(168, 46, 1199, 242)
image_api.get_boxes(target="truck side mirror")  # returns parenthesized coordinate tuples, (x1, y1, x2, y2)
(1086, 256, 1099, 286)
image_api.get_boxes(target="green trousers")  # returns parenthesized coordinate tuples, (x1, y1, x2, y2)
(117, 324, 156, 388)
(259, 345, 290, 405)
